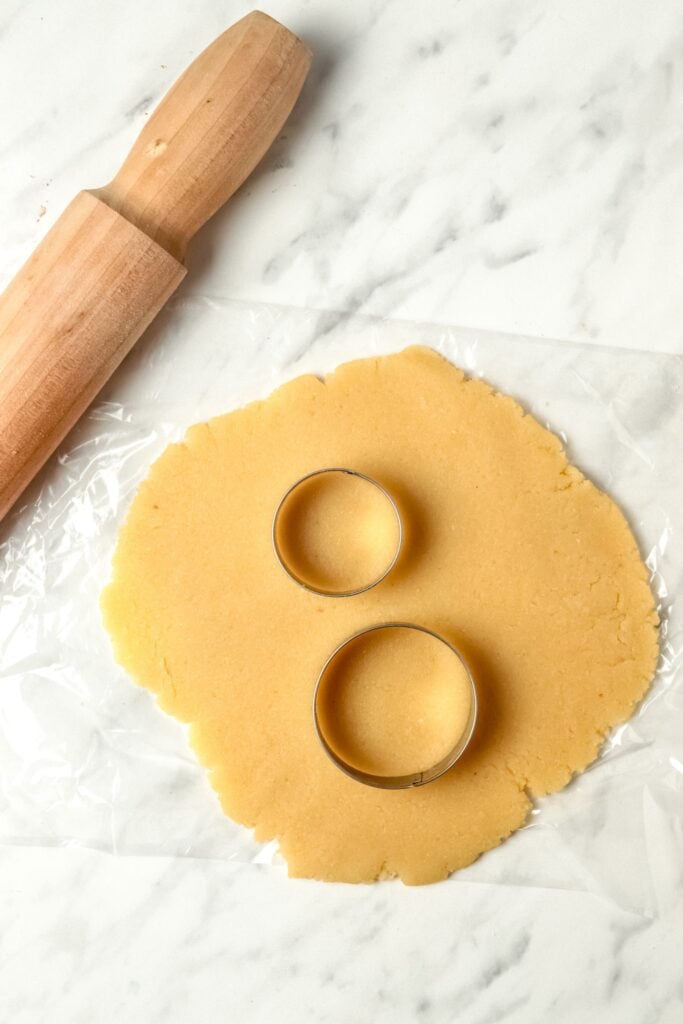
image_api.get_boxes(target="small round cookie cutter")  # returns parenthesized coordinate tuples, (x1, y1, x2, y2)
(272, 467, 403, 598)
(312, 622, 478, 790)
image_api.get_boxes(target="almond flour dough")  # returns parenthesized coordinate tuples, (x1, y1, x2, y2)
(316, 624, 475, 778)
(274, 469, 401, 594)
(101, 347, 659, 885)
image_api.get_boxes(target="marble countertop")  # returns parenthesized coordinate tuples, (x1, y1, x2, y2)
(1, 1, 682, 1022)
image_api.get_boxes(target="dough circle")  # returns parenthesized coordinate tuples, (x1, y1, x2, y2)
(102, 347, 659, 885)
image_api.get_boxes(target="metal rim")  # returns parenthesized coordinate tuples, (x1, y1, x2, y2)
(272, 468, 403, 598)
(312, 622, 478, 790)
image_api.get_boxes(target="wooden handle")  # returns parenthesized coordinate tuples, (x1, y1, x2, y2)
(0, 12, 310, 525)
(94, 11, 311, 259)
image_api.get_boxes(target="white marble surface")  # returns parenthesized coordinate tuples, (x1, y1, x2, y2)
(2, 0, 683, 353)
(1, 1, 683, 1022)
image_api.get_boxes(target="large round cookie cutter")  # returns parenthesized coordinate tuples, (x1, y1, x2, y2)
(313, 623, 478, 790)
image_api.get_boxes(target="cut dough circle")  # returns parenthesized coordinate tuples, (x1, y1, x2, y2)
(273, 468, 401, 595)
(315, 624, 476, 779)
(102, 347, 658, 885)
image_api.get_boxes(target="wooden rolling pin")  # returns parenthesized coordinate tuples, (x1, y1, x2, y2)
(0, 11, 311, 524)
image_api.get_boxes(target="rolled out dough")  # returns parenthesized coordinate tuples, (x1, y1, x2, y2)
(102, 347, 659, 885)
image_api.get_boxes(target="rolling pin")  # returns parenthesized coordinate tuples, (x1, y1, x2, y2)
(0, 11, 311, 524)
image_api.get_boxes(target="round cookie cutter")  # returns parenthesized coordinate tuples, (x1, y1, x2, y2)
(313, 622, 478, 790)
(272, 468, 403, 598)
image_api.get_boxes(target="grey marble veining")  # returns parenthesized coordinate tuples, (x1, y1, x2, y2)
(1, 0, 683, 352)
(1, 1, 683, 1021)
(1, 847, 683, 1024)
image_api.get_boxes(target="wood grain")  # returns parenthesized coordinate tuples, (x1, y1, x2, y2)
(0, 12, 311, 523)
(0, 192, 185, 520)
(96, 11, 311, 261)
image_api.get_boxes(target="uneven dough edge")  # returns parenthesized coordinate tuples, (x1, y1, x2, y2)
(101, 346, 659, 886)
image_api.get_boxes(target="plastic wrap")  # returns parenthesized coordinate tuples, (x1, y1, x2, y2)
(1, 296, 681, 914)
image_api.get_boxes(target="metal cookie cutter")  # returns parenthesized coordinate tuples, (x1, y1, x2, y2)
(313, 622, 478, 790)
(273, 471, 477, 789)
(272, 467, 403, 598)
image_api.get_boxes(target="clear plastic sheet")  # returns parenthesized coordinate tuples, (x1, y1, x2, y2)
(1, 296, 681, 914)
